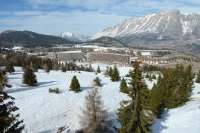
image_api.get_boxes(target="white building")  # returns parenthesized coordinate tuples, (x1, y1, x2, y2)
(12, 46, 24, 52)
(58, 51, 85, 61)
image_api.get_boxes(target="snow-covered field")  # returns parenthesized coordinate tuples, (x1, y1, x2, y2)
(4, 64, 200, 133)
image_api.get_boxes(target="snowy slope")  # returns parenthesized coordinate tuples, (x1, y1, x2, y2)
(6, 65, 132, 133)
(5, 65, 200, 133)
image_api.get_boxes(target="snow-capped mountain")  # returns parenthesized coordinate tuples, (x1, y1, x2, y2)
(91, 9, 200, 45)
(60, 32, 90, 42)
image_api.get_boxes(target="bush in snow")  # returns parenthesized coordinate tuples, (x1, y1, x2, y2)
(93, 76, 102, 87)
(49, 87, 60, 94)
(61, 66, 67, 72)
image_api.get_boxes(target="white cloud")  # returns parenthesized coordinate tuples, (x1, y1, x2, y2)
(13, 11, 43, 16)
(0, 10, 128, 36)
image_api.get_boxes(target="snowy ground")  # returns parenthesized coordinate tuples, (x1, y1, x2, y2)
(4, 64, 200, 133)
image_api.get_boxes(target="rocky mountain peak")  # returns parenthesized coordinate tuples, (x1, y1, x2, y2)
(91, 9, 200, 45)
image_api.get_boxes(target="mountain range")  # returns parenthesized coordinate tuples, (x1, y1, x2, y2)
(1, 9, 200, 53)
(0, 30, 125, 48)
(61, 9, 200, 48)
(91, 9, 200, 46)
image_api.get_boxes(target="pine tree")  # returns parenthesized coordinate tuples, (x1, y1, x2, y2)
(119, 78, 128, 93)
(93, 77, 102, 87)
(0, 72, 24, 133)
(150, 82, 165, 118)
(70, 76, 81, 92)
(97, 66, 101, 73)
(196, 70, 200, 83)
(43, 63, 49, 73)
(6, 63, 15, 74)
(161, 68, 176, 108)
(111, 65, 120, 81)
(185, 64, 194, 93)
(22, 67, 37, 86)
(118, 61, 153, 133)
(166, 64, 194, 108)
(152, 74, 156, 79)
(108, 67, 113, 77)
(80, 88, 111, 133)
(61, 66, 66, 72)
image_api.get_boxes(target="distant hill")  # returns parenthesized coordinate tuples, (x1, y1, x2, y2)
(89, 36, 126, 47)
(0, 30, 73, 47)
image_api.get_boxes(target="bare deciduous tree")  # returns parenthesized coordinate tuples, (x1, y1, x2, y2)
(80, 88, 111, 133)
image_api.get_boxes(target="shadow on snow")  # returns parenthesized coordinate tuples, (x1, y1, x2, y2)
(5, 81, 59, 94)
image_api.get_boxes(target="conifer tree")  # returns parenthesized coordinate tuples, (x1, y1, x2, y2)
(108, 67, 113, 77)
(61, 66, 66, 72)
(111, 65, 120, 81)
(166, 64, 194, 107)
(80, 88, 111, 133)
(0, 72, 24, 133)
(6, 63, 15, 74)
(174, 64, 188, 106)
(43, 63, 49, 73)
(118, 61, 153, 133)
(152, 74, 156, 79)
(22, 67, 37, 86)
(185, 64, 194, 93)
(196, 70, 200, 83)
(158, 64, 194, 109)
(150, 81, 165, 118)
(160, 68, 176, 108)
(70, 76, 81, 92)
(97, 66, 101, 73)
(93, 76, 102, 87)
(119, 78, 128, 93)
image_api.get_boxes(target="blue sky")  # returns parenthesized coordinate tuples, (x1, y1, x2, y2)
(0, 0, 200, 36)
